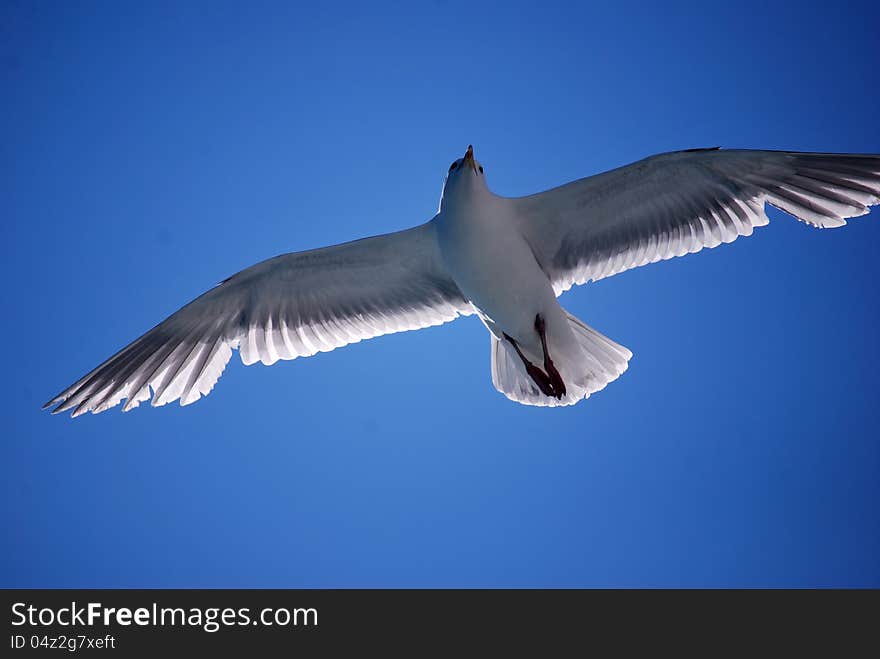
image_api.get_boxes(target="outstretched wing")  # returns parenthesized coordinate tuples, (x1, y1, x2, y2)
(45, 220, 471, 417)
(512, 149, 880, 295)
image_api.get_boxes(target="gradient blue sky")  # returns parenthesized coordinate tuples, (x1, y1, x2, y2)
(3, 1, 879, 587)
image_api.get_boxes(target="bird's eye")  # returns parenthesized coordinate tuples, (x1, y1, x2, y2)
(479, 165, 484, 174)
(449, 162, 458, 172)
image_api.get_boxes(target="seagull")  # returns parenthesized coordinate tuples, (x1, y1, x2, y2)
(45, 145, 880, 416)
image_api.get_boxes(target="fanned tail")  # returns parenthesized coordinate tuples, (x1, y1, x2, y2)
(490, 310, 632, 407)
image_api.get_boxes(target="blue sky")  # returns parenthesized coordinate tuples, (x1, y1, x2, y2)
(3, 1, 879, 587)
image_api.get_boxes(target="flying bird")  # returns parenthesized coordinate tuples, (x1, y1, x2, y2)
(45, 145, 880, 416)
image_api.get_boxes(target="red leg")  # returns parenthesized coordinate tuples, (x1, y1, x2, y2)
(535, 315, 566, 397)
(503, 332, 559, 398)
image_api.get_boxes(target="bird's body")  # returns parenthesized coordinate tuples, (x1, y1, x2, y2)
(45, 145, 880, 417)
(435, 148, 610, 403)
(436, 167, 561, 361)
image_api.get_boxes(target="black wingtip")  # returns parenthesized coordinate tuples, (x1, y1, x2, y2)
(681, 146, 721, 153)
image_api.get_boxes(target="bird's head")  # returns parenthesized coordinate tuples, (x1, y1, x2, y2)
(440, 144, 487, 209)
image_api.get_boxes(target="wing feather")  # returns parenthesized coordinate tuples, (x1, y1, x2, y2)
(46, 220, 471, 416)
(512, 149, 880, 295)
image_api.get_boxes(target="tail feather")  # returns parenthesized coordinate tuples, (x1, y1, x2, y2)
(491, 310, 631, 407)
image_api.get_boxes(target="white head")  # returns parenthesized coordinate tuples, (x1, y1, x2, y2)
(439, 144, 487, 211)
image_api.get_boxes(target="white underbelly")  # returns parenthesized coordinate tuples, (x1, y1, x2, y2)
(437, 212, 564, 356)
